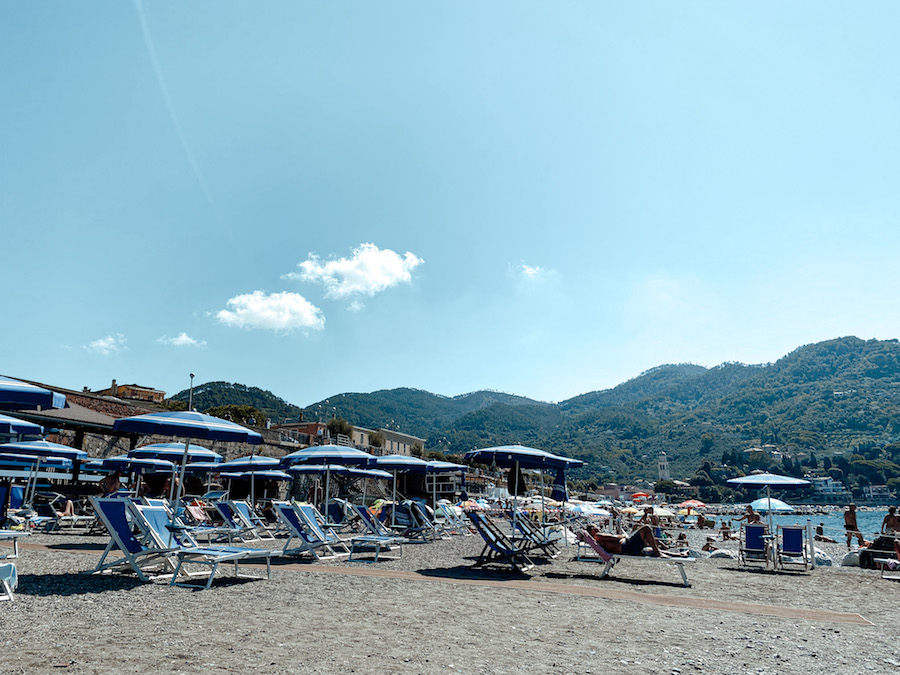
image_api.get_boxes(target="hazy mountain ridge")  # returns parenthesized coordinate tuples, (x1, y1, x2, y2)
(171, 337, 900, 482)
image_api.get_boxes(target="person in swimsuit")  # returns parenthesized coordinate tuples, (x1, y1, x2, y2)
(586, 524, 681, 557)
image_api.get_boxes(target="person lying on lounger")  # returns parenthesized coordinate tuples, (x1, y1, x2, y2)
(586, 524, 685, 558)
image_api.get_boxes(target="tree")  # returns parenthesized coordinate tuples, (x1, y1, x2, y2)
(369, 430, 385, 448)
(326, 417, 354, 438)
(204, 404, 266, 426)
(809, 452, 818, 469)
(822, 456, 832, 471)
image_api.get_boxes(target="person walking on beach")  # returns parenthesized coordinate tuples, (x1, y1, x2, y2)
(844, 504, 865, 549)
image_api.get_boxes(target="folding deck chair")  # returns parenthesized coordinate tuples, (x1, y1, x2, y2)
(407, 500, 449, 541)
(130, 503, 276, 590)
(227, 500, 276, 540)
(347, 505, 404, 563)
(436, 503, 473, 536)
(215, 501, 262, 542)
(467, 511, 535, 573)
(381, 502, 429, 543)
(508, 512, 561, 559)
(273, 501, 351, 560)
(89, 497, 182, 582)
(776, 525, 812, 571)
(575, 529, 694, 587)
(739, 524, 770, 568)
(144, 498, 239, 544)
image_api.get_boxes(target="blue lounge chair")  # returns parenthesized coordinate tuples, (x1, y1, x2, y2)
(507, 511, 561, 559)
(131, 503, 276, 589)
(272, 501, 350, 560)
(739, 523, 769, 567)
(347, 505, 404, 563)
(776, 525, 811, 571)
(89, 497, 181, 582)
(215, 501, 261, 542)
(467, 511, 535, 573)
(227, 500, 276, 540)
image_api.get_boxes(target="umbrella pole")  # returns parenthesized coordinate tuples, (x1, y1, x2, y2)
(392, 470, 397, 528)
(324, 467, 330, 523)
(168, 438, 191, 547)
(540, 470, 545, 527)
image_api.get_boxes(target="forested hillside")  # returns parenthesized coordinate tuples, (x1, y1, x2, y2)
(169, 337, 900, 488)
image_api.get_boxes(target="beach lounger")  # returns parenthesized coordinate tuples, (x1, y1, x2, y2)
(355, 504, 410, 541)
(215, 502, 262, 542)
(130, 503, 276, 590)
(346, 505, 404, 563)
(467, 511, 535, 573)
(407, 500, 449, 541)
(142, 498, 240, 544)
(89, 497, 182, 582)
(739, 524, 769, 568)
(228, 500, 276, 540)
(508, 512, 561, 559)
(0, 562, 16, 601)
(575, 529, 694, 587)
(776, 526, 811, 571)
(273, 501, 351, 560)
(436, 503, 473, 536)
(380, 503, 429, 543)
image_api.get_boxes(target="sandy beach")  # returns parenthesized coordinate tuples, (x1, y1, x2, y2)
(2, 527, 898, 675)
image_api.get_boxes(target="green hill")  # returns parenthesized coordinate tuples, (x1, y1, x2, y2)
(167, 336, 900, 486)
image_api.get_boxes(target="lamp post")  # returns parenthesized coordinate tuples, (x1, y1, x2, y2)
(188, 373, 195, 411)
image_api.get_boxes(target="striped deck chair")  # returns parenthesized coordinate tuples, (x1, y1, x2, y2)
(89, 497, 181, 582)
(130, 503, 276, 590)
(347, 505, 404, 563)
(467, 511, 535, 573)
(507, 511, 561, 559)
(273, 501, 350, 560)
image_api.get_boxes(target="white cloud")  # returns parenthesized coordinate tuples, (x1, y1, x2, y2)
(84, 334, 128, 355)
(216, 291, 325, 332)
(283, 243, 424, 300)
(157, 332, 207, 348)
(521, 262, 545, 279)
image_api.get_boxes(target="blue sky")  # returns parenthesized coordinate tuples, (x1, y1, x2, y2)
(3, 2, 899, 409)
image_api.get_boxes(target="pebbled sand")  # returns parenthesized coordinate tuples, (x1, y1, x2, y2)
(2, 528, 898, 674)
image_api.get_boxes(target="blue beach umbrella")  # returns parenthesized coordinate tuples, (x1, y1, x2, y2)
(219, 455, 279, 504)
(0, 414, 43, 438)
(281, 446, 375, 522)
(128, 443, 223, 464)
(113, 411, 263, 536)
(373, 455, 434, 526)
(0, 440, 88, 462)
(0, 376, 66, 410)
(0, 451, 75, 505)
(466, 445, 583, 525)
(750, 497, 794, 514)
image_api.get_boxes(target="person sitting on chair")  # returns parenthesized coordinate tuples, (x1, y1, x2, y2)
(586, 524, 684, 558)
(701, 536, 718, 552)
(98, 471, 121, 496)
(55, 499, 75, 518)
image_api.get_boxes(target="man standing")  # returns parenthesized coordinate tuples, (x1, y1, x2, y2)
(844, 504, 865, 549)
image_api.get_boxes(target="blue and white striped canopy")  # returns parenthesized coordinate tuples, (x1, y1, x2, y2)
(87, 455, 175, 474)
(219, 455, 279, 472)
(112, 411, 263, 444)
(0, 413, 43, 436)
(373, 454, 432, 473)
(0, 439, 88, 462)
(726, 473, 810, 489)
(465, 445, 584, 470)
(128, 443, 223, 463)
(280, 445, 374, 468)
(0, 453, 73, 468)
(0, 376, 66, 410)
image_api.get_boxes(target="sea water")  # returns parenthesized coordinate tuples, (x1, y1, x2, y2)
(750, 509, 890, 542)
